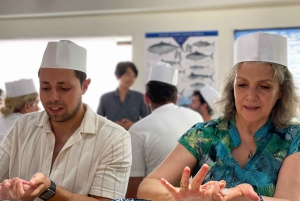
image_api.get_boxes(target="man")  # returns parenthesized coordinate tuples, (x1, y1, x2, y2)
(189, 84, 220, 121)
(126, 62, 203, 198)
(0, 40, 131, 201)
(97, 61, 149, 130)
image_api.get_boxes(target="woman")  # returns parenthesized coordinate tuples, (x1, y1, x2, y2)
(97, 61, 149, 130)
(0, 79, 40, 141)
(137, 32, 300, 201)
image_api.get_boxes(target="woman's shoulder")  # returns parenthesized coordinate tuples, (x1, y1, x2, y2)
(194, 117, 228, 130)
(275, 123, 300, 140)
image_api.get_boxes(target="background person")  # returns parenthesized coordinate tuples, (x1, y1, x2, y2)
(0, 79, 39, 141)
(97, 61, 149, 130)
(0, 40, 131, 201)
(137, 32, 300, 201)
(126, 62, 203, 198)
(0, 89, 5, 114)
(189, 84, 220, 121)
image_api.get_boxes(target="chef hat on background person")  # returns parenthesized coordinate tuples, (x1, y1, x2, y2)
(148, 62, 178, 86)
(5, 79, 37, 98)
(234, 32, 287, 67)
(200, 84, 220, 110)
(40, 40, 87, 73)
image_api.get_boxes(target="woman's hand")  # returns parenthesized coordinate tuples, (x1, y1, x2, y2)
(161, 164, 226, 201)
(221, 184, 259, 201)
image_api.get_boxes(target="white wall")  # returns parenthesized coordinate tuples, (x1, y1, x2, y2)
(0, 4, 300, 93)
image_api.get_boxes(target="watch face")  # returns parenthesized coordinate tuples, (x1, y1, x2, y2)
(39, 190, 55, 200)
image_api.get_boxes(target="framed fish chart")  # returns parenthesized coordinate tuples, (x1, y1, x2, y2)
(145, 31, 218, 107)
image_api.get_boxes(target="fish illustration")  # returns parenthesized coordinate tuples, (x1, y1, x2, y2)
(186, 51, 213, 61)
(161, 59, 181, 67)
(148, 42, 179, 55)
(188, 72, 214, 81)
(190, 82, 205, 88)
(193, 41, 215, 48)
(189, 65, 209, 70)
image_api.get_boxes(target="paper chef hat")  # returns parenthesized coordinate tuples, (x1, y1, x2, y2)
(234, 32, 287, 67)
(200, 84, 220, 109)
(5, 79, 37, 98)
(40, 40, 87, 73)
(148, 62, 178, 86)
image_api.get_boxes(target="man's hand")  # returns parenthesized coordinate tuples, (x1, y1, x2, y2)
(115, 118, 134, 130)
(6, 173, 51, 201)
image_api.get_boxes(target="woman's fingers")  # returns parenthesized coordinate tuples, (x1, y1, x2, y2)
(223, 184, 259, 201)
(161, 178, 178, 195)
(190, 164, 209, 191)
(180, 166, 191, 191)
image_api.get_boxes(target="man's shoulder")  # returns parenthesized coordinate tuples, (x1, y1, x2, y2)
(101, 91, 115, 99)
(95, 114, 129, 136)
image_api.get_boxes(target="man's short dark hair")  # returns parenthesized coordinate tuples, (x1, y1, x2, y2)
(38, 69, 87, 86)
(115, 62, 138, 78)
(193, 90, 214, 116)
(146, 81, 177, 104)
(75, 70, 87, 85)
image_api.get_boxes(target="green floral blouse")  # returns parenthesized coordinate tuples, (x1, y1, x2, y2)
(178, 118, 300, 196)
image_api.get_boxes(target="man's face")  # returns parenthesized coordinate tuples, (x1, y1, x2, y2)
(189, 95, 201, 112)
(39, 68, 89, 122)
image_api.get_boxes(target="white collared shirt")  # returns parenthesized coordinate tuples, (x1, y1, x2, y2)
(0, 105, 131, 200)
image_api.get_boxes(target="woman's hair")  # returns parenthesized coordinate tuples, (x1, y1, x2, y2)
(217, 61, 299, 129)
(0, 93, 38, 115)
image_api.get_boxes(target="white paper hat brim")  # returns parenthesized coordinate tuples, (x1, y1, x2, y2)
(5, 79, 37, 98)
(200, 84, 220, 109)
(234, 32, 287, 67)
(40, 42, 87, 73)
(148, 62, 178, 86)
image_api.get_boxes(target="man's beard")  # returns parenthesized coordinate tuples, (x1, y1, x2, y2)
(45, 99, 81, 122)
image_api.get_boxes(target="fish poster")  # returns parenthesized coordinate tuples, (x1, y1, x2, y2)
(145, 31, 218, 107)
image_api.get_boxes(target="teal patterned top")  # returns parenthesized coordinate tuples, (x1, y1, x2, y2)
(178, 118, 300, 197)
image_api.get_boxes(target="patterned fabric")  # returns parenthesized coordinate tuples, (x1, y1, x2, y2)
(179, 117, 300, 197)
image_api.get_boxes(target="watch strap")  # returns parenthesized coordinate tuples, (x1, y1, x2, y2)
(38, 179, 56, 200)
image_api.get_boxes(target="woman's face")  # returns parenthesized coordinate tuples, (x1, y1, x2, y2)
(28, 96, 40, 112)
(234, 62, 282, 125)
(118, 67, 136, 88)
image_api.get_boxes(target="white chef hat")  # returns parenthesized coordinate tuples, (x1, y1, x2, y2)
(234, 32, 287, 67)
(148, 62, 178, 86)
(5, 79, 37, 98)
(200, 84, 220, 109)
(40, 40, 87, 73)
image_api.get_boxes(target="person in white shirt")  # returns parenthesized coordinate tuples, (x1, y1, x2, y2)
(0, 79, 40, 141)
(0, 40, 131, 201)
(126, 62, 203, 198)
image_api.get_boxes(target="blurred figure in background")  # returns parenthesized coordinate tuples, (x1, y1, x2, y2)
(97, 61, 149, 130)
(189, 84, 220, 121)
(0, 79, 39, 141)
(0, 88, 5, 114)
(126, 62, 203, 198)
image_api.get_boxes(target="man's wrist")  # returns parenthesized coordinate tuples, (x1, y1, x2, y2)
(38, 179, 56, 200)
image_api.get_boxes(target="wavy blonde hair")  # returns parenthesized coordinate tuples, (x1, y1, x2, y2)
(216, 61, 299, 129)
(0, 93, 38, 115)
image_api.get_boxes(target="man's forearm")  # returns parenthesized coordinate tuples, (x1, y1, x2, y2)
(49, 185, 110, 201)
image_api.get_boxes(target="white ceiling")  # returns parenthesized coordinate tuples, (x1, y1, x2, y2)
(1, 0, 300, 19)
